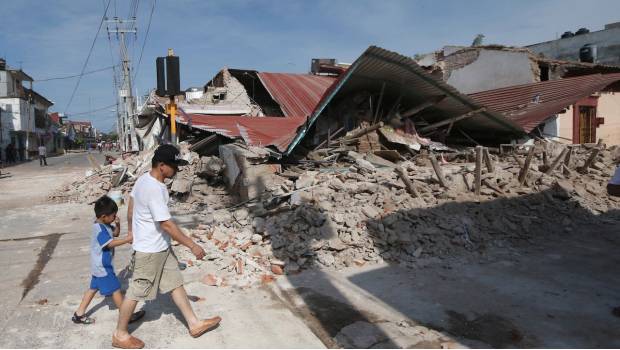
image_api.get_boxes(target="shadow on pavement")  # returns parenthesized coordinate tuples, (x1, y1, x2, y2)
(262, 169, 620, 348)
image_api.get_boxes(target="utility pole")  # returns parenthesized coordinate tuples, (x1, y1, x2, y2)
(106, 16, 138, 152)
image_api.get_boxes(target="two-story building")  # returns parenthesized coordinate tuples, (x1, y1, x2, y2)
(0, 58, 54, 161)
(64, 120, 97, 149)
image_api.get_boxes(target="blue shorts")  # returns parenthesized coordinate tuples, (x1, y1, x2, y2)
(90, 271, 121, 296)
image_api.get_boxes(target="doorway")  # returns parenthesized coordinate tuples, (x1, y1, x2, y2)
(578, 105, 596, 143)
(572, 96, 599, 144)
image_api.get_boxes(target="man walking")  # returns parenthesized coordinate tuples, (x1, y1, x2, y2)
(38, 143, 47, 166)
(112, 144, 221, 349)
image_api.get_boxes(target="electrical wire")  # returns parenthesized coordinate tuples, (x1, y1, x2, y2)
(64, 0, 112, 114)
(67, 103, 118, 117)
(133, 0, 155, 82)
(34, 65, 118, 82)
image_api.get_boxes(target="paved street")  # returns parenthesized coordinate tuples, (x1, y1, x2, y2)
(2, 152, 620, 348)
(0, 152, 324, 348)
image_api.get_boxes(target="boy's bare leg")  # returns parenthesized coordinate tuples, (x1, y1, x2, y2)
(114, 298, 138, 340)
(170, 286, 199, 329)
(111, 290, 123, 309)
(75, 289, 97, 316)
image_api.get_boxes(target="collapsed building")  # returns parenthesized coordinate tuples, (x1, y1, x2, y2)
(52, 46, 620, 294)
(131, 46, 620, 200)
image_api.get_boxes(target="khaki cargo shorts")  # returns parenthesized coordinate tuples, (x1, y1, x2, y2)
(126, 248, 184, 301)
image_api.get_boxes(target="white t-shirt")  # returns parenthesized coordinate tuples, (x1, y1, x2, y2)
(610, 166, 620, 185)
(130, 173, 172, 253)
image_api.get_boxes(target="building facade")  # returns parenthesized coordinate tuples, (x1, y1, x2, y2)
(526, 22, 620, 66)
(0, 58, 55, 161)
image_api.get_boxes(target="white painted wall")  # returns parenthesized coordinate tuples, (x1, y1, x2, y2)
(446, 50, 538, 94)
(557, 105, 574, 144)
(0, 98, 34, 132)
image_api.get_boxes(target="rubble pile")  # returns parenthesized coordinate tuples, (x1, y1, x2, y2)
(49, 143, 234, 206)
(171, 142, 620, 288)
(49, 150, 154, 204)
(51, 134, 620, 288)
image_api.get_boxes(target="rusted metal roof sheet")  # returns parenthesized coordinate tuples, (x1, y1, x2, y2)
(284, 45, 525, 155)
(176, 109, 305, 152)
(469, 73, 620, 132)
(257, 72, 336, 118)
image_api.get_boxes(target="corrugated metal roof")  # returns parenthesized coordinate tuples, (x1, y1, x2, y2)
(469, 73, 620, 132)
(284, 45, 525, 155)
(257, 72, 336, 118)
(176, 109, 305, 152)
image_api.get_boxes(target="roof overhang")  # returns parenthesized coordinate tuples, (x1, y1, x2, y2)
(284, 46, 525, 155)
(8, 69, 33, 82)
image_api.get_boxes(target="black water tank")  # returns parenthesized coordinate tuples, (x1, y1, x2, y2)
(580, 44, 597, 63)
(561, 31, 574, 39)
(575, 27, 590, 35)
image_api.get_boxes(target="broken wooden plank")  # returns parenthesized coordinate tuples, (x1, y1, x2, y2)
(314, 126, 345, 150)
(419, 108, 485, 133)
(400, 97, 444, 118)
(518, 146, 535, 186)
(545, 148, 569, 175)
(512, 153, 524, 167)
(373, 82, 386, 124)
(189, 134, 217, 152)
(475, 146, 483, 196)
(578, 148, 600, 174)
(458, 128, 480, 146)
(483, 147, 494, 173)
(483, 178, 504, 195)
(562, 146, 573, 175)
(395, 166, 419, 198)
(344, 122, 384, 141)
(373, 150, 402, 162)
(429, 153, 448, 188)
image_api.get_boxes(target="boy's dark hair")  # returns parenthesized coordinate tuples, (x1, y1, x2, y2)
(94, 195, 118, 218)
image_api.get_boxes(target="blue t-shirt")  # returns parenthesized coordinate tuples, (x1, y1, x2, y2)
(90, 223, 114, 277)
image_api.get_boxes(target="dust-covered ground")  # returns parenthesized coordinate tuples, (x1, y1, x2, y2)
(1, 152, 619, 348)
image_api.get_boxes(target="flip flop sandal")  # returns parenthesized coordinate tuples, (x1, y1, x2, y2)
(129, 310, 146, 323)
(72, 312, 95, 325)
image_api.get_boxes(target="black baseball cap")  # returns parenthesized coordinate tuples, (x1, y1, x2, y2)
(152, 144, 189, 167)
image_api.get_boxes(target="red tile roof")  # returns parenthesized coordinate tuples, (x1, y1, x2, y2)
(257, 72, 336, 118)
(469, 73, 620, 132)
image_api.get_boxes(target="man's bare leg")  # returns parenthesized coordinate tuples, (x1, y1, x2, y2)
(114, 298, 138, 340)
(170, 286, 200, 329)
(111, 290, 123, 309)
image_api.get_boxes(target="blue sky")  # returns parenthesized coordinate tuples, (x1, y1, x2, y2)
(1, 0, 619, 132)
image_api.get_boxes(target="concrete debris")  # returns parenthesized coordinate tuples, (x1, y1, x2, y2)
(53, 140, 620, 289)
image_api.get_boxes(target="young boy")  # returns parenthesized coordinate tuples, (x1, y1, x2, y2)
(72, 195, 145, 324)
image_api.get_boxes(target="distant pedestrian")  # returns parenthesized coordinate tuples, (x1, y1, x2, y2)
(112, 145, 220, 349)
(72, 195, 145, 325)
(5, 143, 15, 164)
(38, 144, 48, 166)
(608, 165, 620, 196)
